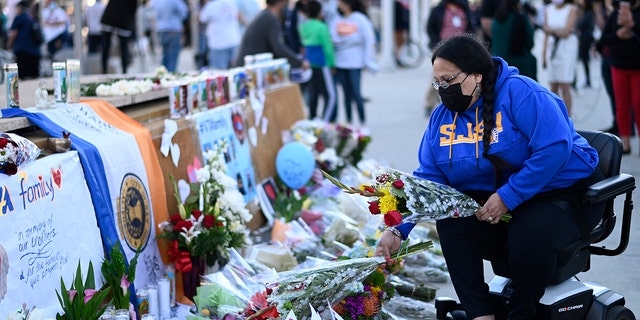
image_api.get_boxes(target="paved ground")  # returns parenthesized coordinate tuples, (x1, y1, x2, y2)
(126, 33, 640, 316)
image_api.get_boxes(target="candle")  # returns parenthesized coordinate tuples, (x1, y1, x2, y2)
(147, 284, 159, 317)
(199, 184, 204, 211)
(157, 278, 171, 318)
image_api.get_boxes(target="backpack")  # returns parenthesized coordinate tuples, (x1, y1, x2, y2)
(31, 21, 44, 45)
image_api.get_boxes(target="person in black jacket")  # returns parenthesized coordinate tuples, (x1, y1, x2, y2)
(100, 0, 137, 74)
(8, 0, 40, 79)
(597, 0, 640, 154)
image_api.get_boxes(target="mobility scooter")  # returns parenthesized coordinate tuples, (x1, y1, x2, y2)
(435, 130, 637, 320)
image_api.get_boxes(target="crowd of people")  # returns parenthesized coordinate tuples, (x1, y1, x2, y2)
(0, 0, 636, 138)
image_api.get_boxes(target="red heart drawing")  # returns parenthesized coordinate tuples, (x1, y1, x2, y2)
(51, 166, 62, 189)
(186, 157, 201, 183)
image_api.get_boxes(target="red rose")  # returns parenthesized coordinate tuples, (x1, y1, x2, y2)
(384, 210, 403, 226)
(191, 209, 203, 220)
(174, 220, 193, 232)
(368, 201, 381, 214)
(392, 180, 404, 189)
(203, 215, 216, 228)
(4, 163, 17, 176)
(170, 213, 183, 225)
(315, 139, 326, 153)
(0, 138, 8, 149)
(364, 186, 376, 193)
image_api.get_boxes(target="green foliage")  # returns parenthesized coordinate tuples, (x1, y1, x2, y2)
(272, 178, 309, 223)
(55, 261, 111, 320)
(101, 241, 141, 310)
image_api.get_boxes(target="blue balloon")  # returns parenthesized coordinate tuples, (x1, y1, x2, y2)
(276, 142, 315, 189)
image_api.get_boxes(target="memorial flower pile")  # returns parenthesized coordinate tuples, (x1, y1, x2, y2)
(265, 241, 432, 319)
(158, 143, 253, 272)
(323, 167, 511, 227)
(289, 120, 372, 176)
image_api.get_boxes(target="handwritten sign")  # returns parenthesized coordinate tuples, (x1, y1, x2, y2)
(0, 152, 104, 317)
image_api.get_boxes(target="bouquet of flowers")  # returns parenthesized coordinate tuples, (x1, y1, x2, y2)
(288, 120, 372, 176)
(332, 267, 394, 320)
(55, 261, 111, 320)
(0, 132, 41, 176)
(100, 242, 141, 311)
(265, 241, 432, 319)
(323, 167, 510, 227)
(158, 143, 253, 272)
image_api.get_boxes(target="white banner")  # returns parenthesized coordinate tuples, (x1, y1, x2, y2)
(37, 104, 164, 289)
(0, 152, 104, 317)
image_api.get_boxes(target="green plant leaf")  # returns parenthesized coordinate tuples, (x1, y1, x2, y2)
(85, 261, 96, 290)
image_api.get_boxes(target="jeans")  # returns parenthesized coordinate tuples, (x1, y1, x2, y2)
(207, 46, 236, 70)
(334, 68, 365, 124)
(158, 31, 182, 72)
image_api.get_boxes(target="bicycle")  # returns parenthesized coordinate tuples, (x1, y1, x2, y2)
(396, 36, 427, 69)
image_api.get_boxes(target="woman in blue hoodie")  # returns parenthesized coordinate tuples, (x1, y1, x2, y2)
(376, 34, 604, 320)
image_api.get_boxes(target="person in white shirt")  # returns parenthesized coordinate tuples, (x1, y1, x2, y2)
(235, 0, 261, 34)
(329, 0, 378, 125)
(200, 0, 244, 69)
(42, 0, 71, 58)
(84, 0, 105, 54)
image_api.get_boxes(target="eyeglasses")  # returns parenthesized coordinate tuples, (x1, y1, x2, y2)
(432, 71, 465, 90)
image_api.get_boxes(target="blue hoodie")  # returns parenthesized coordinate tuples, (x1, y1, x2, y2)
(396, 57, 598, 237)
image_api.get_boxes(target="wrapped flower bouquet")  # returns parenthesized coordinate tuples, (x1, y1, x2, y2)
(323, 167, 510, 227)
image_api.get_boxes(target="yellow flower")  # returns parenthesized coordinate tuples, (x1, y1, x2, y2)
(378, 188, 398, 213)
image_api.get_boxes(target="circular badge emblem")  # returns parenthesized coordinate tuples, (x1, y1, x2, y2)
(118, 173, 151, 251)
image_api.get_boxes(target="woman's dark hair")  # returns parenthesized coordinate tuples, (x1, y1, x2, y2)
(340, 0, 368, 15)
(266, 0, 287, 6)
(431, 34, 512, 186)
(582, 0, 594, 11)
(306, 0, 322, 18)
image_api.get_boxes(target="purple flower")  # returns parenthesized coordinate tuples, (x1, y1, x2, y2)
(68, 290, 77, 302)
(84, 289, 97, 304)
(120, 276, 130, 295)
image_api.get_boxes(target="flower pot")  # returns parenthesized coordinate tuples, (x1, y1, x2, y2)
(181, 256, 205, 302)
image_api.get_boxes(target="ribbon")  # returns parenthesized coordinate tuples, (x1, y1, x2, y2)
(168, 240, 192, 272)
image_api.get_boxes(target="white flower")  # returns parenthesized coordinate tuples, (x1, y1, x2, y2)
(214, 172, 237, 191)
(218, 190, 251, 222)
(180, 224, 202, 245)
(158, 221, 173, 232)
(317, 148, 342, 171)
(195, 167, 211, 183)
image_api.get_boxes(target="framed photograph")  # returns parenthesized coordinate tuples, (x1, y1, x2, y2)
(257, 177, 278, 225)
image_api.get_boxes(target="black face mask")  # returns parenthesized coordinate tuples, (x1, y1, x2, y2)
(438, 75, 476, 113)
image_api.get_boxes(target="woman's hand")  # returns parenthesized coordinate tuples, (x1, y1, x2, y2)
(375, 229, 403, 259)
(476, 193, 509, 224)
(616, 26, 634, 39)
